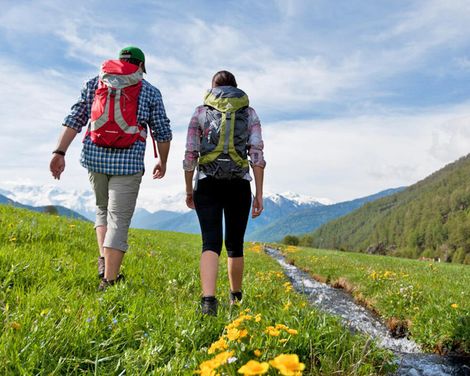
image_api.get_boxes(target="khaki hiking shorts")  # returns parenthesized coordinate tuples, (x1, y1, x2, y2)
(88, 171, 143, 252)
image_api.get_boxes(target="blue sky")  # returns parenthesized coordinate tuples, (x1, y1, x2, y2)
(1, 0, 470, 208)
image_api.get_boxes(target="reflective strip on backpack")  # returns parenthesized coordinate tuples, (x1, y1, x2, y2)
(91, 90, 113, 130)
(91, 88, 140, 134)
(113, 89, 139, 134)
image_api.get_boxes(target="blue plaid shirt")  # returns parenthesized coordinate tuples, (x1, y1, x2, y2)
(63, 76, 172, 175)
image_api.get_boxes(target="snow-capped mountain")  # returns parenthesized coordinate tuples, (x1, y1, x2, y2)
(1, 184, 329, 217)
(265, 192, 333, 207)
(2, 184, 96, 220)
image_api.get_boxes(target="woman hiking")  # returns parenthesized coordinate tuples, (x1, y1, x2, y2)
(183, 70, 266, 316)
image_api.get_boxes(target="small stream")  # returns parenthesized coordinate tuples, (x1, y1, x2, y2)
(265, 247, 470, 375)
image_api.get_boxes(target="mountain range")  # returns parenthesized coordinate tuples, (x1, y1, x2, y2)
(0, 184, 402, 241)
(0, 192, 89, 221)
(305, 153, 470, 264)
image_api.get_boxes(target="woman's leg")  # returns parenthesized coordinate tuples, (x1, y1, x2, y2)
(200, 251, 219, 297)
(224, 179, 252, 298)
(194, 178, 223, 298)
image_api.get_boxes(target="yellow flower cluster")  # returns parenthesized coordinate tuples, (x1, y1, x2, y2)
(270, 354, 305, 376)
(195, 350, 235, 375)
(198, 310, 303, 375)
(369, 270, 396, 281)
(237, 354, 305, 375)
(283, 282, 293, 293)
(285, 246, 298, 253)
(208, 338, 228, 354)
(247, 243, 264, 253)
(238, 359, 269, 375)
(265, 324, 298, 337)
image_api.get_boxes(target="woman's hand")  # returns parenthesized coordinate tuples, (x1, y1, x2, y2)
(252, 195, 263, 218)
(186, 192, 195, 209)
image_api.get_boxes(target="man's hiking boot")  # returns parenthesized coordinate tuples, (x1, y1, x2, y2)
(230, 291, 243, 305)
(201, 296, 218, 316)
(98, 257, 105, 279)
(98, 274, 125, 292)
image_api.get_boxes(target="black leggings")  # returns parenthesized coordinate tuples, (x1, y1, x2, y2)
(193, 177, 252, 258)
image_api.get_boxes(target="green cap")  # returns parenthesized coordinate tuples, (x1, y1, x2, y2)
(119, 46, 146, 72)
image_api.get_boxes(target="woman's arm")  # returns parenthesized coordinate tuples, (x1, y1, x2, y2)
(183, 107, 204, 209)
(247, 107, 266, 218)
(185, 170, 196, 209)
(251, 165, 264, 218)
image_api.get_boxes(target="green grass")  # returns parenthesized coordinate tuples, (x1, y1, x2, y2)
(0, 205, 396, 375)
(278, 245, 470, 354)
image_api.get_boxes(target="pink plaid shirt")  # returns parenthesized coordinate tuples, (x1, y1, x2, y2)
(183, 105, 266, 173)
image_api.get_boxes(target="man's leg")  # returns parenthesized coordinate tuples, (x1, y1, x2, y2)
(89, 172, 109, 279)
(103, 171, 143, 281)
(96, 225, 106, 257)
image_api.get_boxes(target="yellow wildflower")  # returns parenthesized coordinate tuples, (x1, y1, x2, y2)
(254, 349, 262, 357)
(287, 329, 298, 335)
(279, 338, 289, 343)
(208, 338, 228, 354)
(227, 328, 248, 341)
(451, 303, 458, 309)
(269, 354, 305, 376)
(212, 350, 235, 366)
(254, 314, 262, 322)
(275, 324, 288, 330)
(196, 351, 235, 374)
(194, 367, 219, 376)
(238, 360, 269, 375)
(265, 326, 280, 336)
(11, 322, 21, 330)
(40, 308, 49, 317)
(283, 302, 292, 310)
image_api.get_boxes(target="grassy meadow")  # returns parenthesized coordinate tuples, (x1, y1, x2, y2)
(0, 205, 396, 375)
(278, 245, 470, 355)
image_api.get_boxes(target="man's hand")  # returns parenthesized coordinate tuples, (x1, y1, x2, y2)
(152, 160, 167, 179)
(50, 154, 65, 180)
(252, 195, 263, 218)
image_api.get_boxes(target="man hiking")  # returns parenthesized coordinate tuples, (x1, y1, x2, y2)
(49, 46, 172, 290)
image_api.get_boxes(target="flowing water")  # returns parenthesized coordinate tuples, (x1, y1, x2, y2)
(265, 247, 470, 375)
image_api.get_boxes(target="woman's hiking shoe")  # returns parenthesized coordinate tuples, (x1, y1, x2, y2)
(98, 257, 105, 279)
(230, 291, 243, 305)
(98, 274, 125, 291)
(201, 296, 218, 316)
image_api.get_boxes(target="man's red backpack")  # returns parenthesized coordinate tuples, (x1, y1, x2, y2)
(88, 60, 156, 156)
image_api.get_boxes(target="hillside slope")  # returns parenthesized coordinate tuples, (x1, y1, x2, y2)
(306, 154, 470, 263)
(0, 193, 89, 221)
(0, 205, 394, 375)
(247, 188, 404, 241)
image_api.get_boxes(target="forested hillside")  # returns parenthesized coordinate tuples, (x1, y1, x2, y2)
(303, 154, 470, 264)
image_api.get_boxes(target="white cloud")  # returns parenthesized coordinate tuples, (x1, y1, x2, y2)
(262, 105, 470, 201)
